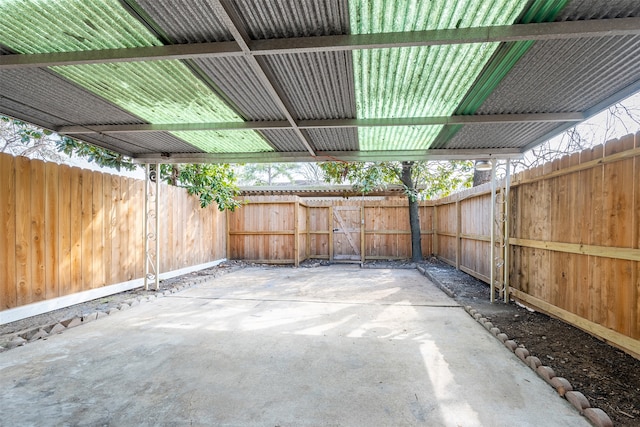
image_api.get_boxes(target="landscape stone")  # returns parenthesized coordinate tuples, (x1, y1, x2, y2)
(49, 323, 67, 334)
(565, 391, 590, 412)
(82, 312, 98, 323)
(550, 377, 573, 396)
(7, 336, 27, 349)
(61, 317, 82, 329)
(583, 408, 613, 427)
(504, 340, 517, 352)
(514, 347, 529, 362)
(536, 365, 556, 385)
(28, 329, 49, 342)
(526, 356, 542, 370)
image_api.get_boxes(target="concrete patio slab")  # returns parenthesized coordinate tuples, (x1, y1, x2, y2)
(0, 266, 589, 426)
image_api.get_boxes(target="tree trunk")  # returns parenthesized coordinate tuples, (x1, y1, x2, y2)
(400, 161, 422, 262)
(473, 169, 491, 186)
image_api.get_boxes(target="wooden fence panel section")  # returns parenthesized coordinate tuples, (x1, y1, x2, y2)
(228, 197, 298, 264)
(419, 205, 433, 258)
(435, 202, 457, 266)
(297, 202, 308, 264)
(459, 193, 491, 282)
(232, 198, 436, 263)
(308, 206, 330, 259)
(0, 153, 226, 313)
(436, 133, 640, 357)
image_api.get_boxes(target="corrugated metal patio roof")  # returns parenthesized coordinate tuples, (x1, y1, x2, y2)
(239, 184, 410, 198)
(1, 0, 639, 163)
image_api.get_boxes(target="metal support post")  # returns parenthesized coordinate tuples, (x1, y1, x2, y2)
(503, 159, 511, 303)
(144, 164, 161, 290)
(489, 159, 496, 303)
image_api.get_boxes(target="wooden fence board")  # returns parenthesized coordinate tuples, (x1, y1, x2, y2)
(81, 169, 93, 291)
(30, 160, 46, 301)
(44, 162, 59, 299)
(69, 167, 83, 293)
(15, 156, 31, 306)
(163, 185, 173, 271)
(108, 174, 121, 284)
(134, 180, 145, 279)
(103, 173, 114, 286)
(631, 134, 640, 340)
(117, 177, 131, 281)
(0, 154, 16, 309)
(635, 133, 640, 340)
(92, 171, 105, 289)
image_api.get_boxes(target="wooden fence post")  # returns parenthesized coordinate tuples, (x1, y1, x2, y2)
(306, 206, 310, 259)
(328, 206, 334, 262)
(226, 208, 231, 261)
(294, 200, 299, 267)
(456, 200, 461, 270)
(433, 205, 438, 256)
(360, 205, 365, 265)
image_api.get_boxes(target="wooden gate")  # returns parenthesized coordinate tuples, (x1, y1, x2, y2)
(332, 206, 363, 263)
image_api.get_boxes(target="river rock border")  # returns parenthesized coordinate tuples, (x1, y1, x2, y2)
(462, 305, 614, 427)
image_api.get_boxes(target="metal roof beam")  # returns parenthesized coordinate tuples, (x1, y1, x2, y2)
(57, 121, 291, 134)
(299, 112, 584, 128)
(2, 18, 639, 70)
(252, 17, 640, 54)
(209, 0, 316, 157)
(0, 42, 242, 69)
(133, 148, 523, 164)
(57, 112, 584, 134)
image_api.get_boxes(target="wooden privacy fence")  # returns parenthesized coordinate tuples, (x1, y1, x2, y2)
(435, 133, 640, 358)
(228, 197, 435, 265)
(2, 133, 639, 358)
(0, 153, 226, 313)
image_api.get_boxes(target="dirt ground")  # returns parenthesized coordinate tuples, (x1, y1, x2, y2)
(1, 259, 639, 426)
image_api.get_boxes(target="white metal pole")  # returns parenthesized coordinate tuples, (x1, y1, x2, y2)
(503, 159, 511, 303)
(144, 164, 150, 291)
(490, 159, 496, 303)
(154, 163, 161, 290)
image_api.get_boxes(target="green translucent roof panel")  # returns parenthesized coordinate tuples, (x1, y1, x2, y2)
(350, 0, 527, 150)
(0, 0, 160, 53)
(52, 61, 243, 124)
(431, 0, 568, 148)
(359, 126, 442, 151)
(174, 131, 273, 154)
(0, 0, 269, 154)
